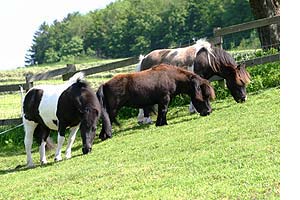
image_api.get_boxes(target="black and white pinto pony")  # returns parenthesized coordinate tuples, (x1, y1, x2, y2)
(22, 72, 101, 167)
(136, 38, 250, 123)
(96, 64, 215, 141)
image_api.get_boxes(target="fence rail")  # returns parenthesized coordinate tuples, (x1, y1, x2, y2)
(0, 16, 280, 126)
(62, 57, 139, 80)
(214, 15, 280, 37)
(0, 83, 29, 93)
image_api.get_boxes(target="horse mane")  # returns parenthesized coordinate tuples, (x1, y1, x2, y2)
(193, 38, 217, 72)
(68, 72, 85, 84)
(209, 48, 251, 85)
(237, 63, 251, 85)
(136, 55, 145, 72)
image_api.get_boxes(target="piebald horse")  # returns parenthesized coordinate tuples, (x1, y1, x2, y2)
(23, 72, 101, 167)
(136, 38, 250, 123)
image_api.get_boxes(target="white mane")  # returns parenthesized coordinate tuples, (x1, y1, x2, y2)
(193, 38, 217, 72)
(68, 72, 85, 83)
(136, 55, 145, 72)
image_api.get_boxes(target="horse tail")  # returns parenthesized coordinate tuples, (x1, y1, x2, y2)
(136, 55, 145, 72)
(195, 38, 218, 72)
(96, 84, 113, 139)
(68, 72, 85, 83)
(96, 85, 113, 138)
(19, 85, 25, 117)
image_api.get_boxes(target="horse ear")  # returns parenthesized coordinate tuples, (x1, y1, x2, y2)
(237, 63, 246, 70)
(200, 80, 215, 100)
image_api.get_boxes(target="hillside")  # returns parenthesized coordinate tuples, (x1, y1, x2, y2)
(0, 87, 280, 199)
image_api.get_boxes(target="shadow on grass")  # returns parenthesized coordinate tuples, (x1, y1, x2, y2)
(0, 153, 86, 175)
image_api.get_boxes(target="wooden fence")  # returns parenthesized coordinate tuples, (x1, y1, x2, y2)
(0, 16, 280, 126)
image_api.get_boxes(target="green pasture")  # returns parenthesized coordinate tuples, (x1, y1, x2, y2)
(0, 87, 280, 199)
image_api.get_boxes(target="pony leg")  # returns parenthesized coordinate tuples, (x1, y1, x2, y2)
(54, 124, 66, 162)
(39, 141, 47, 165)
(137, 108, 144, 124)
(34, 124, 50, 165)
(143, 106, 152, 124)
(189, 101, 197, 114)
(23, 118, 37, 168)
(156, 97, 170, 126)
(99, 109, 112, 141)
(65, 125, 79, 159)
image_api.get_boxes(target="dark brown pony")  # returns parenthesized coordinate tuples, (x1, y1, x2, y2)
(96, 64, 215, 140)
(138, 38, 250, 103)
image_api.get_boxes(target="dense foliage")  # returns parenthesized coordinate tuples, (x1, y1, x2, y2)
(25, 0, 253, 65)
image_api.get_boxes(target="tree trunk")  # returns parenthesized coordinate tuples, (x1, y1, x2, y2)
(249, 0, 280, 50)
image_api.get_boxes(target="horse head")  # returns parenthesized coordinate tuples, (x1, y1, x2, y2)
(190, 75, 215, 116)
(225, 63, 251, 103)
(80, 106, 100, 154)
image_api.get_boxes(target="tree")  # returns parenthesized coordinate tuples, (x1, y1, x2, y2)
(249, 0, 280, 50)
(25, 22, 50, 65)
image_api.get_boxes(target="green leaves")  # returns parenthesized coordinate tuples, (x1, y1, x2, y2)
(26, 0, 254, 65)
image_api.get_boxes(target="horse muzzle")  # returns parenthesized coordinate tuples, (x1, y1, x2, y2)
(200, 110, 211, 116)
(237, 95, 247, 103)
(82, 147, 92, 154)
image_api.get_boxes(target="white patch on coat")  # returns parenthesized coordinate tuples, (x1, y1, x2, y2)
(54, 134, 65, 161)
(65, 125, 80, 159)
(39, 141, 47, 165)
(23, 117, 37, 167)
(31, 72, 85, 130)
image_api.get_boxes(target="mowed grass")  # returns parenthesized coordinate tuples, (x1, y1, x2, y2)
(0, 87, 279, 199)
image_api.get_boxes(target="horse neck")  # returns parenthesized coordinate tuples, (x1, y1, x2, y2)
(174, 74, 194, 96)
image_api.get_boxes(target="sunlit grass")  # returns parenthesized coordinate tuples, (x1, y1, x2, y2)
(0, 87, 280, 199)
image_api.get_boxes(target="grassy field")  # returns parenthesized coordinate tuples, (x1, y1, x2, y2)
(0, 87, 280, 199)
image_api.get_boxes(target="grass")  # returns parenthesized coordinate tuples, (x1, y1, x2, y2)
(0, 59, 135, 120)
(0, 87, 280, 199)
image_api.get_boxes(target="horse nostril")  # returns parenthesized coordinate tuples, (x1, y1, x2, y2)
(200, 111, 210, 116)
(82, 147, 92, 154)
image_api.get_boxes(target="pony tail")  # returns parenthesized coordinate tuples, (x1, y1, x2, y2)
(136, 55, 145, 72)
(96, 85, 113, 138)
(96, 85, 108, 113)
(19, 85, 24, 117)
(68, 72, 85, 83)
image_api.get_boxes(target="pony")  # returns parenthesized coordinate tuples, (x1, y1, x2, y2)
(96, 64, 215, 140)
(136, 38, 250, 123)
(137, 38, 250, 102)
(22, 72, 101, 167)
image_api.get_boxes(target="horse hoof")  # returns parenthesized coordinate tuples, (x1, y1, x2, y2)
(27, 163, 35, 168)
(54, 156, 63, 162)
(40, 160, 48, 165)
(65, 154, 72, 159)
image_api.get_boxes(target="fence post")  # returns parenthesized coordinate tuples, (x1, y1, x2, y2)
(62, 64, 76, 81)
(213, 27, 226, 88)
(25, 73, 33, 91)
